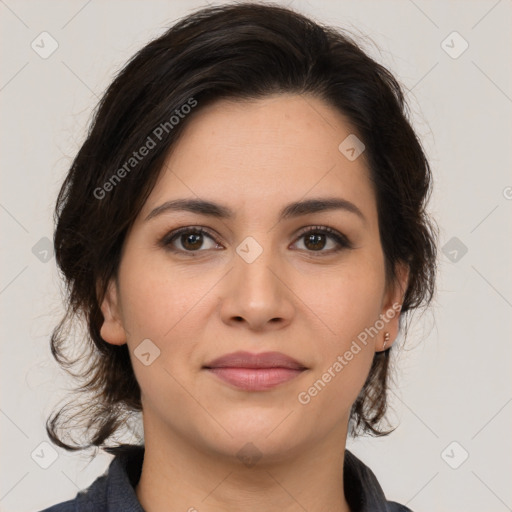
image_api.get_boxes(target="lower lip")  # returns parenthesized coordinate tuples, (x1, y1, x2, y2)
(205, 367, 305, 391)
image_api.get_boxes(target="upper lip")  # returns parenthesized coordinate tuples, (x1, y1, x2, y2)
(203, 351, 307, 370)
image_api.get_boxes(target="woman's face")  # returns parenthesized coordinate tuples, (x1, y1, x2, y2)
(100, 94, 407, 463)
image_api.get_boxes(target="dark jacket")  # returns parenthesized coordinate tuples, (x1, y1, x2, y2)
(39, 445, 412, 511)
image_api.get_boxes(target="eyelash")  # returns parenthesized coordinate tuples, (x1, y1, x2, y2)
(159, 225, 353, 256)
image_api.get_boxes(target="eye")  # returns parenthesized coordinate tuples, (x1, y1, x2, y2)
(292, 226, 352, 254)
(160, 225, 352, 255)
(160, 226, 221, 254)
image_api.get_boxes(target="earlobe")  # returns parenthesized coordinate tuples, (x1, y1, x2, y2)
(378, 262, 409, 352)
(98, 278, 127, 346)
(382, 331, 390, 350)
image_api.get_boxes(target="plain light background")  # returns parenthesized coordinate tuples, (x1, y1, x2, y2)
(1, 1, 511, 511)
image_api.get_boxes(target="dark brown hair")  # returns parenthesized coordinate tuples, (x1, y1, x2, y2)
(47, 2, 437, 454)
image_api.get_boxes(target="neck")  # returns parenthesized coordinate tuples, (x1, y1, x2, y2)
(135, 415, 351, 512)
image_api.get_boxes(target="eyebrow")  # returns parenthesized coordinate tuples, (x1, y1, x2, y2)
(145, 197, 366, 223)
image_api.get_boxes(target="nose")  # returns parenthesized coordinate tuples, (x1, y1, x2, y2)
(219, 239, 295, 332)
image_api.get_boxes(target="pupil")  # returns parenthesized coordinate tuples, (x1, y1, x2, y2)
(306, 233, 325, 250)
(183, 232, 202, 250)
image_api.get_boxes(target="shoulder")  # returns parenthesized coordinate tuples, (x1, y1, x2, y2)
(37, 445, 144, 512)
(38, 497, 83, 512)
(344, 449, 414, 512)
(387, 502, 414, 512)
(38, 499, 74, 512)
(37, 470, 109, 512)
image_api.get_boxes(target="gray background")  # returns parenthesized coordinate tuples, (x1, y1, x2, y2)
(1, 0, 511, 511)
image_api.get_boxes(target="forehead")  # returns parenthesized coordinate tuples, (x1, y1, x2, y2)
(139, 94, 377, 226)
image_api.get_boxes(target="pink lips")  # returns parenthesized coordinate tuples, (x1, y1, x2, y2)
(203, 351, 307, 391)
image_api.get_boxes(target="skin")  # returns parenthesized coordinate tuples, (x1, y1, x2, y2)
(99, 93, 409, 512)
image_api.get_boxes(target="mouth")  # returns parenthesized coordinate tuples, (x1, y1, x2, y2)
(203, 351, 308, 391)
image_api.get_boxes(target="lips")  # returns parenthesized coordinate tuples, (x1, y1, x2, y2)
(204, 351, 306, 370)
(203, 351, 307, 391)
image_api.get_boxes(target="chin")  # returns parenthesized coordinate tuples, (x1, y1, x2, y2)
(200, 410, 309, 461)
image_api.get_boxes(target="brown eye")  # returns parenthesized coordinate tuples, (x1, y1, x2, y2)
(303, 232, 327, 251)
(181, 231, 206, 251)
(160, 225, 352, 256)
(162, 227, 221, 253)
(293, 226, 352, 254)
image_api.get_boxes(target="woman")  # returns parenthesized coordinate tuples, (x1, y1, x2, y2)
(41, 2, 437, 511)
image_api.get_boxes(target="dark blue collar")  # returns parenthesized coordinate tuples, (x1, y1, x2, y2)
(42, 444, 412, 512)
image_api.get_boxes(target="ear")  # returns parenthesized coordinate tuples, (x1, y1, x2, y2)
(377, 261, 409, 352)
(98, 278, 127, 346)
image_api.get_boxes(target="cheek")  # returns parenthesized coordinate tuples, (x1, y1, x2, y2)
(118, 252, 214, 390)
(119, 251, 198, 340)
(295, 256, 386, 345)
(118, 260, 202, 406)
(292, 255, 385, 403)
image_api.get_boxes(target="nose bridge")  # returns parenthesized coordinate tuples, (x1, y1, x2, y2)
(220, 230, 293, 328)
(234, 232, 280, 301)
